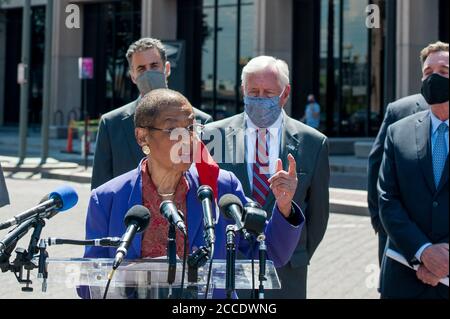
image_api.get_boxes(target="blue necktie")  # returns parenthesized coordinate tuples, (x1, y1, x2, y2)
(432, 123, 448, 188)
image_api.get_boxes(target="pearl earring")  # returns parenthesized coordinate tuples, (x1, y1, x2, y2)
(142, 145, 151, 156)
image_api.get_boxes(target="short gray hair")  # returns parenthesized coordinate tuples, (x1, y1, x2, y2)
(126, 38, 167, 69)
(241, 56, 290, 90)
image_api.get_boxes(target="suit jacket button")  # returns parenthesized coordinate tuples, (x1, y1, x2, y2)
(433, 201, 439, 208)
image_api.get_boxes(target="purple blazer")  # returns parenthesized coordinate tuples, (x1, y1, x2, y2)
(82, 161, 304, 298)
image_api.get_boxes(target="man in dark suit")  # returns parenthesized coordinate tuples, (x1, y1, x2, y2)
(368, 94, 429, 265)
(203, 56, 329, 299)
(378, 42, 448, 299)
(91, 38, 212, 190)
(0, 162, 9, 208)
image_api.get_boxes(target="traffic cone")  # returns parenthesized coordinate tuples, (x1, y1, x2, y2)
(66, 121, 74, 153)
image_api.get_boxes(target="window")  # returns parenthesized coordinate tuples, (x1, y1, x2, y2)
(83, 0, 141, 118)
(200, 0, 255, 120)
(3, 6, 45, 126)
(319, 0, 383, 136)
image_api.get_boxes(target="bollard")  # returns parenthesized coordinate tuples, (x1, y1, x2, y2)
(66, 121, 74, 153)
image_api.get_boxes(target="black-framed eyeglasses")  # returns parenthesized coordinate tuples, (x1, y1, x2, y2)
(138, 123, 205, 136)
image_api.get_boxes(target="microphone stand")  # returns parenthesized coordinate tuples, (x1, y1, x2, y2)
(186, 246, 209, 299)
(46, 237, 121, 247)
(225, 225, 237, 299)
(39, 236, 120, 295)
(257, 234, 267, 299)
(167, 224, 177, 298)
(1, 224, 128, 296)
(43, 236, 120, 296)
(24, 218, 46, 292)
(1, 228, 123, 294)
(0, 216, 47, 292)
(37, 239, 48, 292)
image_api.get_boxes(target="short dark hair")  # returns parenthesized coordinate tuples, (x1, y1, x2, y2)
(126, 38, 167, 69)
(134, 89, 192, 128)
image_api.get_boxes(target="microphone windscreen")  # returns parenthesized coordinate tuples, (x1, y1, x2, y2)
(218, 194, 243, 219)
(244, 200, 262, 209)
(160, 200, 176, 212)
(197, 185, 213, 201)
(124, 205, 151, 233)
(49, 185, 79, 212)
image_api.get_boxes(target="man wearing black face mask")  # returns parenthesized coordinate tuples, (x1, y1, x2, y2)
(368, 82, 430, 266)
(378, 42, 449, 299)
(91, 38, 213, 190)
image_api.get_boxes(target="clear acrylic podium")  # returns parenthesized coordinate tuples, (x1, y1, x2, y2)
(42, 258, 281, 299)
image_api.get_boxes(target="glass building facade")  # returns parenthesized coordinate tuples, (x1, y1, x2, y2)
(181, 0, 383, 136)
(83, 0, 142, 118)
(199, 0, 255, 120)
(176, 0, 256, 120)
(1, 0, 448, 137)
(2, 5, 45, 126)
(319, 0, 376, 137)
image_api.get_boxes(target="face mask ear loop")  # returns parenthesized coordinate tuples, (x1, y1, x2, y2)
(279, 87, 287, 100)
(277, 86, 289, 108)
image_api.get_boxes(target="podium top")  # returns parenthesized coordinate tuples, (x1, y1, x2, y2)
(44, 258, 281, 290)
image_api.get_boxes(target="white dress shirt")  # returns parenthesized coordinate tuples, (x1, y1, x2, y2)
(245, 112, 284, 191)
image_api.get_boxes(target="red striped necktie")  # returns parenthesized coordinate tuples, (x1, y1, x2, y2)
(252, 129, 271, 207)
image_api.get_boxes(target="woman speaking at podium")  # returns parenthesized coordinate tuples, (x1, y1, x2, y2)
(82, 89, 304, 299)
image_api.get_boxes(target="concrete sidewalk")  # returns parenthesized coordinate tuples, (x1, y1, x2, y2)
(0, 127, 94, 167)
(0, 127, 93, 178)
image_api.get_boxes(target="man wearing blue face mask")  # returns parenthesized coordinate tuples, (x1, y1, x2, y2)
(203, 56, 330, 299)
(91, 38, 213, 190)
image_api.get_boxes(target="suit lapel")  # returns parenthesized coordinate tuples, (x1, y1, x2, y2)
(227, 113, 302, 212)
(415, 97, 429, 113)
(225, 114, 252, 195)
(437, 156, 449, 193)
(280, 114, 302, 166)
(127, 163, 144, 258)
(185, 167, 205, 249)
(264, 114, 301, 213)
(264, 113, 300, 214)
(121, 101, 144, 164)
(416, 113, 436, 193)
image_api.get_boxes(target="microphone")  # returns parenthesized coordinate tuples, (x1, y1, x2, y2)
(197, 185, 215, 254)
(113, 205, 151, 270)
(243, 201, 267, 237)
(0, 186, 78, 230)
(159, 200, 187, 236)
(218, 194, 251, 240)
(46, 237, 121, 247)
